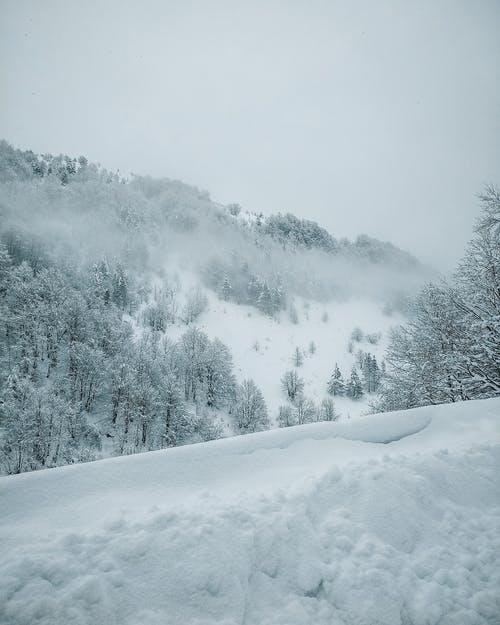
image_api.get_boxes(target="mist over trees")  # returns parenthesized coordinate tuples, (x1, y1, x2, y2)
(0, 141, 432, 317)
(1, 140, 494, 475)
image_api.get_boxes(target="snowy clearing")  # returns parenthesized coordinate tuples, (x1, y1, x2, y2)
(1, 397, 500, 625)
(165, 276, 401, 421)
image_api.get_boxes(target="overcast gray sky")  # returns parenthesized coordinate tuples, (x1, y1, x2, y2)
(1, 0, 499, 270)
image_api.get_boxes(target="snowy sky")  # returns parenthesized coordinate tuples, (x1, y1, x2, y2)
(1, 0, 499, 270)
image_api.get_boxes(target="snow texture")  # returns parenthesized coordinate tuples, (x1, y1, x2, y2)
(165, 275, 399, 421)
(1, 398, 500, 625)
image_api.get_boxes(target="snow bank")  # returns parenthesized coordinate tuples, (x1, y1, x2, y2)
(1, 398, 500, 625)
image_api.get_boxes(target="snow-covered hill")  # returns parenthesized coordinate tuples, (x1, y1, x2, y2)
(0, 141, 436, 474)
(163, 277, 401, 423)
(2, 398, 499, 625)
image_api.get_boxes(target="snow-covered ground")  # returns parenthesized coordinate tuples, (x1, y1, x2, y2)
(165, 275, 401, 421)
(2, 397, 499, 625)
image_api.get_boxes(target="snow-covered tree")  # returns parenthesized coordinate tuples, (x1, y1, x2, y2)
(281, 369, 304, 402)
(360, 353, 382, 393)
(0, 374, 97, 474)
(155, 372, 189, 447)
(112, 264, 129, 310)
(327, 363, 344, 396)
(376, 189, 500, 411)
(257, 283, 274, 316)
(346, 367, 364, 400)
(289, 303, 299, 324)
(182, 289, 208, 324)
(234, 379, 269, 433)
(293, 393, 316, 424)
(220, 275, 232, 301)
(452, 185, 500, 397)
(278, 404, 295, 428)
(143, 302, 168, 332)
(350, 327, 364, 343)
(292, 346, 304, 368)
(178, 327, 209, 403)
(318, 397, 338, 422)
(204, 338, 236, 408)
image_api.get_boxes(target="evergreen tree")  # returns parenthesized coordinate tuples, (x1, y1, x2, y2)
(112, 264, 128, 310)
(271, 284, 285, 312)
(221, 275, 232, 301)
(346, 367, 364, 400)
(327, 363, 344, 396)
(257, 283, 274, 316)
(292, 346, 304, 367)
(360, 353, 381, 393)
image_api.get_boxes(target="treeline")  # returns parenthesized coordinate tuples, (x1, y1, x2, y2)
(260, 212, 419, 269)
(275, 347, 384, 430)
(327, 351, 384, 400)
(0, 140, 431, 318)
(0, 238, 274, 474)
(376, 186, 500, 411)
(263, 213, 338, 254)
(203, 256, 286, 316)
(278, 368, 339, 427)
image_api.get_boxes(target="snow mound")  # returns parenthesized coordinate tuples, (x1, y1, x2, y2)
(1, 398, 500, 625)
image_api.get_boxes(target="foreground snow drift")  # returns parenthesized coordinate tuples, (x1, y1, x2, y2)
(1, 398, 500, 625)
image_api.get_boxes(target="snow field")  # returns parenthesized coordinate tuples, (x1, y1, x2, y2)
(1, 398, 499, 625)
(166, 277, 400, 422)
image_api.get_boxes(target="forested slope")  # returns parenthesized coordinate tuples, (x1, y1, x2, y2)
(0, 141, 431, 474)
(1, 141, 497, 477)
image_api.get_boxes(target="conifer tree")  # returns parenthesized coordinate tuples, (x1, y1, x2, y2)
(327, 363, 345, 396)
(361, 353, 381, 393)
(221, 275, 232, 301)
(292, 346, 304, 367)
(346, 367, 364, 400)
(112, 264, 128, 310)
(257, 283, 274, 316)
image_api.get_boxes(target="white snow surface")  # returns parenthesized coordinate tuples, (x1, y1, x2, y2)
(2, 398, 500, 625)
(166, 278, 402, 422)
